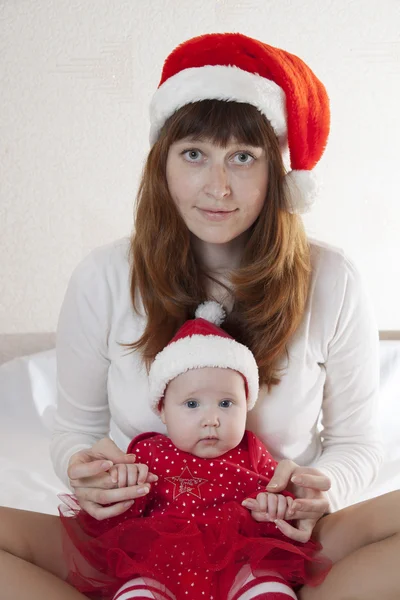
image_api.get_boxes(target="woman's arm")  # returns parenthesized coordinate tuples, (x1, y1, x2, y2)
(312, 256, 384, 511)
(50, 248, 113, 488)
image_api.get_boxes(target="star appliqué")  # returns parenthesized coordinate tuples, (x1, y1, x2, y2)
(165, 466, 208, 499)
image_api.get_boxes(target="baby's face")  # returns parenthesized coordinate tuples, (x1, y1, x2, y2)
(160, 367, 247, 458)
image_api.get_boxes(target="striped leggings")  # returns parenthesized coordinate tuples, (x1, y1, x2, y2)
(112, 570, 297, 600)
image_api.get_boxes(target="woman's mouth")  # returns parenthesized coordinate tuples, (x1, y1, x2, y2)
(197, 208, 237, 221)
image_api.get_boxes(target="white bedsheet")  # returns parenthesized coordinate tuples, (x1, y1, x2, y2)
(1, 342, 399, 515)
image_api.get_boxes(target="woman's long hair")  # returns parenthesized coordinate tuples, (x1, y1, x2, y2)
(125, 100, 311, 388)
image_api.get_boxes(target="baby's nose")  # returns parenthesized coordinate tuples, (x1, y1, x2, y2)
(202, 414, 220, 427)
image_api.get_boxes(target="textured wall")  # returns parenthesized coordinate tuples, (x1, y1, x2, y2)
(1, 0, 400, 358)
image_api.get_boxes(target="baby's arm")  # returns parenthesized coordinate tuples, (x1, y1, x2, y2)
(242, 492, 294, 523)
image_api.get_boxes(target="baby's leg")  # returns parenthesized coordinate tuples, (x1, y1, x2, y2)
(228, 567, 297, 600)
(112, 577, 175, 600)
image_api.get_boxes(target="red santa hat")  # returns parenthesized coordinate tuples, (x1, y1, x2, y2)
(149, 32, 330, 213)
(148, 301, 259, 414)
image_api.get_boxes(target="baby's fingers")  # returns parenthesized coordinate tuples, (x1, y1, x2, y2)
(126, 465, 139, 487)
(275, 494, 289, 521)
(242, 496, 269, 523)
(117, 464, 128, 488)
(137, 463, 149, 485)
(109, 466, 119, 485)
(266, 492, 278, 520)
(284, 496, 294, 520)
(109, 464, 129, 488)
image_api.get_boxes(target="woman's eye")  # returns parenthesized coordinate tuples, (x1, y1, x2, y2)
(219, 400, 233, 408)
(182, 149, 202, 161)
(185, 400, 199, 408)
(233, 152, 255, 164)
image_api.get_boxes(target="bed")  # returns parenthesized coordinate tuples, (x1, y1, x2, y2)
(1, 341, 399, 515)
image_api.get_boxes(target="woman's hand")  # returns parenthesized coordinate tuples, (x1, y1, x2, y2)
(67, 437, 157, 521)
(264, 459, 331, 543)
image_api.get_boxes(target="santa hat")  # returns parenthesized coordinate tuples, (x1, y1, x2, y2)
(149, 32, 330, 213)
(148, 301, 259, 414)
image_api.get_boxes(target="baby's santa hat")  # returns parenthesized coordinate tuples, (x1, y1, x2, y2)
(149, 32, 330, 213)
(149, 301, 259, 414)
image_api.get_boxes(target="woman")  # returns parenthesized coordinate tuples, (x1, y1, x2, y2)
(0, 32, 399, 600)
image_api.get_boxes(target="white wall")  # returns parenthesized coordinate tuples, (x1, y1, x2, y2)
(1, 0, 399, 355)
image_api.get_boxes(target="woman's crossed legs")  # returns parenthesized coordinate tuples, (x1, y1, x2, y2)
(1, 490, 400, 600)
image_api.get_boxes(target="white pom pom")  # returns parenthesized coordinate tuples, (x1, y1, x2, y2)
(195, 301, 226, 326)
(284, 170, 321, 214)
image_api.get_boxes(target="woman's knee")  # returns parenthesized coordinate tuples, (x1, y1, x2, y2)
(314, 490, 400, 563)
(0, 506, 67, 579)
(361, 490, 400, 542)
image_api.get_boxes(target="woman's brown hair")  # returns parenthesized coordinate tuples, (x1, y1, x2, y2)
(124, 100, 311, 388)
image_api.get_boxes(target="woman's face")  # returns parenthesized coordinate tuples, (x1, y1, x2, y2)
(166, 137, 269, 245)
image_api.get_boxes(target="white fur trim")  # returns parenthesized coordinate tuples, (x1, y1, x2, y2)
(149, 65, 287, 145)
(195, 301, 226, 325)
(284, 169, 321, 214)
(149, 334, 259, 413)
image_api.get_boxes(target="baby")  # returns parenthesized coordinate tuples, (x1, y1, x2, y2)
(60, 302, 330, 600)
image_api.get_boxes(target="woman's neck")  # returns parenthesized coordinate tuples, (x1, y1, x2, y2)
(191, 233, 248, 310)
(191, 233, 247, 277)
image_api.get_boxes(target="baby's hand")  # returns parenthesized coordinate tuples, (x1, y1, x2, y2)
(109, 462, 158, 490)
(242, 492, 294, 523)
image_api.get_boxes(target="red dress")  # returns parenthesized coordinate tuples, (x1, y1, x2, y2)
(60, 431, 331, 599)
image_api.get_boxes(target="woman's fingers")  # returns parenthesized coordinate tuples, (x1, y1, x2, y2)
(289, 498, 330, 518)
(274, 518, 312, 543)
(68, 439, 138, 481)
(78, 483, 150, 507)
(265, 459, 297, 492)
(80, 499, 135, 521)
(70, 471, 116, 490)
(266, 461, 331, 495)
(90, 438, 137, 465)
(68, 458, 113, 480)
(291, 473, 331, 492)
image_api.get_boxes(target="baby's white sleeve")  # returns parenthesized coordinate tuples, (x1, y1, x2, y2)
(312, 258, 384, 511)
(50, 251, 112, 489)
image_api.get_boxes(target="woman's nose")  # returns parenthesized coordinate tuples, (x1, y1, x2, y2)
(204, 164, 231, 200)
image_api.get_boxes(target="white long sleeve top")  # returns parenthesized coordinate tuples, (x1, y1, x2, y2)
(51, 237, 383, 511)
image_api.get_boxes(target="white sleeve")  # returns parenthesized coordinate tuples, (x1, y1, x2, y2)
(50, 251, 112, 488)
(312, 257, 384, 511)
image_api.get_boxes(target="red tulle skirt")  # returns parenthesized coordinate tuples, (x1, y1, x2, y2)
(59, 495, 331, 600)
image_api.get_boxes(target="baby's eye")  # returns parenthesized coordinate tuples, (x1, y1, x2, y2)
(219, 399, 233, 408)
(185, 400, 199, 409)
